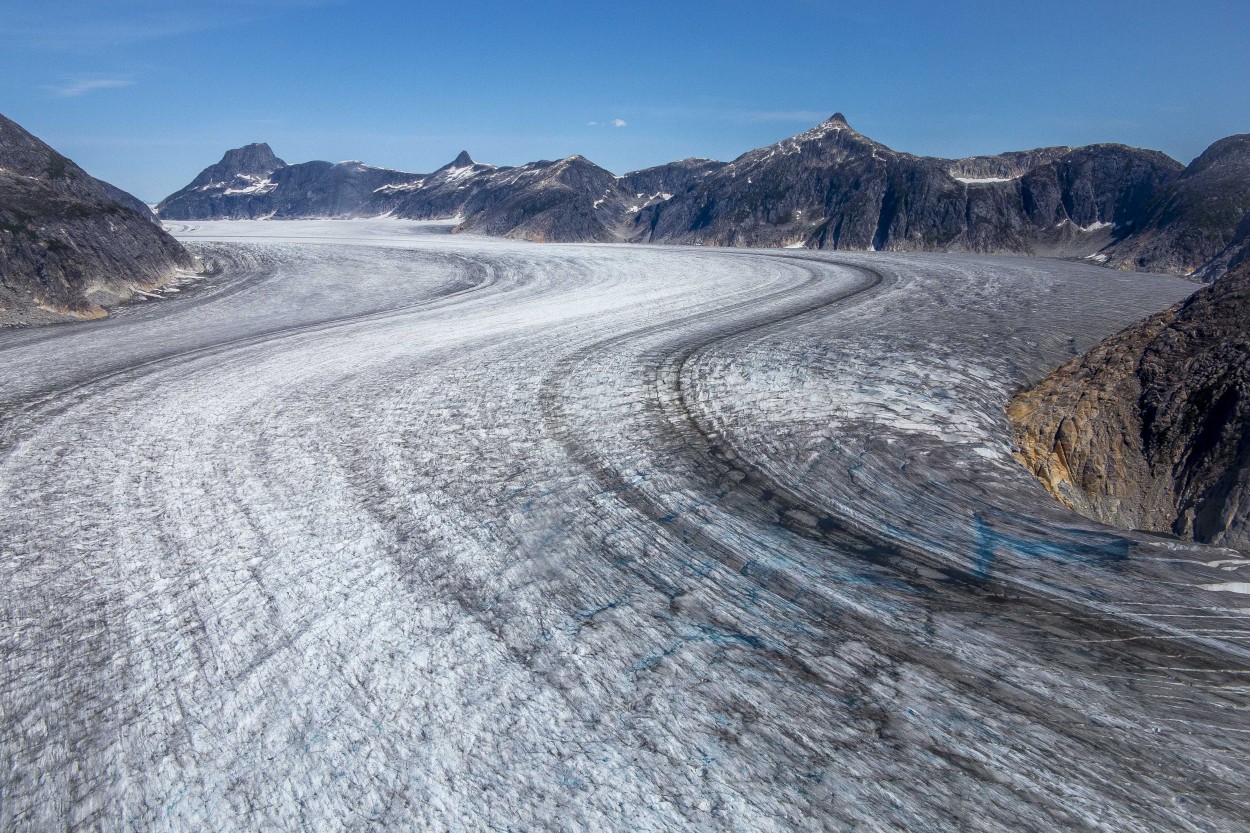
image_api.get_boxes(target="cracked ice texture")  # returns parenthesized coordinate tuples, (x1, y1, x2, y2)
(2, 220, 1249, 832)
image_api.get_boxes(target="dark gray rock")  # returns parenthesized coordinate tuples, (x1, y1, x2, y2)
(157, 144, 418, 220)
(617, 158, 727, 207)
(1101, 134, 1250, 277)
(633, 114, 1182, 255)
(369, 152, 629, 242)
(0, 112, 195, 324)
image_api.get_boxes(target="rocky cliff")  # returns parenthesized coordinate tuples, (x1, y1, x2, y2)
(1009, 261, 1250, 551)
(1100, 134, 1250, 277)
(0, 113, 196, 324)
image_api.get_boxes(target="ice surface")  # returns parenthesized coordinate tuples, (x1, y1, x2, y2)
(2, 221, 1248, 831)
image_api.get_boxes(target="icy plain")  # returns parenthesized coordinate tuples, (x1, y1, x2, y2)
(3, 220, 1249, 831)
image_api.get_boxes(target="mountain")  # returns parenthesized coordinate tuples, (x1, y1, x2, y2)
(0, 112, 196, 324)
(1098, 133, 1250, 277)
(633, 114, 1182, 254)
(380, 153, 728, 242)
(1009, 259, 1250, 551)
(157, 144, 418, 220)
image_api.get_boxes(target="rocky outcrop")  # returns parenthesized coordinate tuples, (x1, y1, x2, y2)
(0, 112, 196, 324)
(1009, 261, 1250, 551)
(1100, 134, 1250, 276)
(616, 158, 727, 208)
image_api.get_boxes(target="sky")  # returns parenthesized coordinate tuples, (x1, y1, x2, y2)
(1, 0, 1247, 202)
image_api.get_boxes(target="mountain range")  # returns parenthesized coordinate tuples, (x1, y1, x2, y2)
(158, 113, 1250, 278)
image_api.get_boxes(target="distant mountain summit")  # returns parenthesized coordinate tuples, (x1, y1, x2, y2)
(635, 113, 1181, 256)
(0, 112, 196, 324)
(157, 114, 1247, 274)
(193, 142, 285, 185)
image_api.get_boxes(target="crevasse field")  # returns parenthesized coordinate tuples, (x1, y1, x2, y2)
(3, 220, 1249, 831)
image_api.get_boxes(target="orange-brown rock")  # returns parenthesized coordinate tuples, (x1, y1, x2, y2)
(1010, 261, 1250, 551)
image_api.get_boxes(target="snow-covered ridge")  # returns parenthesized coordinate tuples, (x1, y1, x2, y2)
(374, 179, 427, 193)
(201, 173, 279, 195)
(439, 164, 480, 182)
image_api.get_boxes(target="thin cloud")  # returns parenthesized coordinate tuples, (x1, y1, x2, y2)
(612, 118, 627, 128)
(587, 120, 599, 126)
(50, 78, 135, 97)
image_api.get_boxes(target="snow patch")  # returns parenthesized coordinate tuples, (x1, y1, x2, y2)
(952, 176, 1018, 185)
(374, 179, 427, 193)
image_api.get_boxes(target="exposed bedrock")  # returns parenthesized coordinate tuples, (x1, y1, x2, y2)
(1009, 261, 1250, 550)
(0, 112, 197, 325)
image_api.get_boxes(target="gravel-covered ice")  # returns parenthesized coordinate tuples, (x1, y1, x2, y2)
(2, 221, 1248, 831)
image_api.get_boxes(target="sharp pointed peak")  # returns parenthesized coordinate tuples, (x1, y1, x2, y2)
(451, 150, 473, 167)
(827, 112, 849, 126)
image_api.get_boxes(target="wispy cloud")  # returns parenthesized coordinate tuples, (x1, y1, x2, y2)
(587, 120, 599, 126)
(611, 118, 627, 128)
(49, 78, 135, 97)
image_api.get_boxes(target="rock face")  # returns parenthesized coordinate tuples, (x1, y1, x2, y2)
(1009, 261, 1250, 551)
(634, 114, 1182, 255)
(159, 115, 1197, 255)
(381, 153, 631, 242)
(0, 113, 195, 323)
(1101, 134, 1250, 277)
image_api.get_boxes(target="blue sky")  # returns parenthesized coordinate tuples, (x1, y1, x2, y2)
(2, 0, 1247, 201)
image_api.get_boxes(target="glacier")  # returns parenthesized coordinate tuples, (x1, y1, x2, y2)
(1, 220, 1247, 831)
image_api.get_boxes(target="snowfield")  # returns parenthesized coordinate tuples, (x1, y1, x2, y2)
(3, 221, 1249, 831)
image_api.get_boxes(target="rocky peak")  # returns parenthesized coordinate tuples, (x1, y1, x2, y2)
(189, 143, 285, 189)
(1184, 133, 1250, 177)
(450, 150, 474, 168)
(219, 143, 283, 174)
